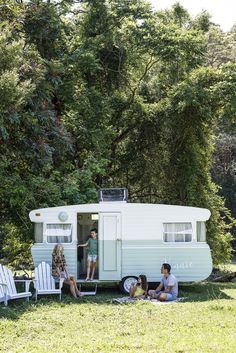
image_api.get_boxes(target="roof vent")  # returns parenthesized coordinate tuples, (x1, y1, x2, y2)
(98, 188, 128, 202)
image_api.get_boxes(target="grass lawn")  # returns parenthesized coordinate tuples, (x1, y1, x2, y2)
(0, 280, 236, 353)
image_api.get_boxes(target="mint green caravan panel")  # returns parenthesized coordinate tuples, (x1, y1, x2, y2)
(121, 240, 212, 282)
(31, 244, 77, 279)
(99, 213, 121, 280)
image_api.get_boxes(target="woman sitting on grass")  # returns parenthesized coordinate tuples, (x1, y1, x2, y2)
(52, 244, 82, 298)
(130, 274, 148, 298)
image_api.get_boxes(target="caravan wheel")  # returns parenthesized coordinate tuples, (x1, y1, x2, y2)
(119, 276, 138, 294)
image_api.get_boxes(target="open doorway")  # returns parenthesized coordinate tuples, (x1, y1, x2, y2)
(77, 213, 98, 280)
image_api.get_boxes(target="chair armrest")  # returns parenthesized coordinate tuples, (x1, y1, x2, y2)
(59, 278, 64, 289)
(32, 279, 37, 289)
(14, 279, 32, 292)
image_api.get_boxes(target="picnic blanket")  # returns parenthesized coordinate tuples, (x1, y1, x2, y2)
(149, 297, 187, 304)
(112, 296, 187, 304)
(112, 296, 146, 303)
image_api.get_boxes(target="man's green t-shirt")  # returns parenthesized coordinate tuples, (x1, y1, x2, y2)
(88, 238, 98, 255)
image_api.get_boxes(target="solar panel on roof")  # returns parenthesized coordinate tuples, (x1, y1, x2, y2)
(98, 188, 128, 202)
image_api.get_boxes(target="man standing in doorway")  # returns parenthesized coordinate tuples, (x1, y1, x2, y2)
(78, 228, 98, 281)
(148, 263, 178, 301)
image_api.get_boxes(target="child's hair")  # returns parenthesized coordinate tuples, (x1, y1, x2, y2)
(139, 274, 148, 291)
(90, 228, 97, 233)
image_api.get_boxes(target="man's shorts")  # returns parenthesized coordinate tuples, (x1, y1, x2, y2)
(165, 293, 177, 301)
(87, 255, 97, 262)
(156, 290, 177, 301)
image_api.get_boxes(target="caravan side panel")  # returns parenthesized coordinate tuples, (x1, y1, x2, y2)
(120, 206, 212, 282)
(121, 241, 212, 282)
(31, 244, 77, 279)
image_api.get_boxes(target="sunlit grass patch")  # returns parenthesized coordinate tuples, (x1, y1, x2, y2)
(0, 282, 235, 353)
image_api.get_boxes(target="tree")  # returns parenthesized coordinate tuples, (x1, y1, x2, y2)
(0, 0, 235, 266)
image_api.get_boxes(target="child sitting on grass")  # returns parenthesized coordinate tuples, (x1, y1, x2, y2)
(129, 274, 148, 298)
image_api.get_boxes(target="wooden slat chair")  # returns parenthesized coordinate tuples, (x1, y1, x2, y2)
(34, 262, 64, 302)
(0, 264, 32, 306)
(0, 281, 7, 306)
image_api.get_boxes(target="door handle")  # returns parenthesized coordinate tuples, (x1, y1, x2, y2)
(117, 238, 121, 241)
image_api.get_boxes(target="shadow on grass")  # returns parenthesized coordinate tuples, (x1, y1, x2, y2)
(0, 282, 235, 321)
(0, 285, 120, 321)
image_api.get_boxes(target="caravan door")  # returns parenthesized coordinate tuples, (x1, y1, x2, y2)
(99, 213, 121, 280)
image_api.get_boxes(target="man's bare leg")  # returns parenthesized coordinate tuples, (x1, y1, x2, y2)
(148, 289, 161, 299)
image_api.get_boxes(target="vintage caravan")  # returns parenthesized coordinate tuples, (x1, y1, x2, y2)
(29, 189, 212, 293)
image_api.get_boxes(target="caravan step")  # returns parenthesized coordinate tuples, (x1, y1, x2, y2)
(79, 283, 97, 296)
(77, 279, 99, 283)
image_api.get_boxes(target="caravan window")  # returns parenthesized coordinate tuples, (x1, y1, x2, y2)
(34, 223, 43, 243)
(197, 222, 206, 242)
(45, 224, 72, 243)
(163, 223, 192, 242)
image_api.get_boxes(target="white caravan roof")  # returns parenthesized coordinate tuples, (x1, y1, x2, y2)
(29, 203, 211, 222)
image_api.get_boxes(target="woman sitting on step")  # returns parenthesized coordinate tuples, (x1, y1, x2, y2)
(52, 244, 82, 298)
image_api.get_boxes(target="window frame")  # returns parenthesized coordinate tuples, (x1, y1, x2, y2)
(162, 222, 193, 243)
(197, 221, 206, 242)
(34, 223, 43, 243)
(45, 223, 73, 244)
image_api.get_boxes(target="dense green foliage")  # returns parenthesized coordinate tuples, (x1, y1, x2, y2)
(206, 26, 236, 237)
(0, 0, 235, 266)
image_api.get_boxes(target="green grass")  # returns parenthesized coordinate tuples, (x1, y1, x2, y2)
(217, 262, 236, 274)
(0, 282, 236, 353)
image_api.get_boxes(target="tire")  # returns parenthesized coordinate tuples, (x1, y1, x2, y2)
(119, 276, 138, 294)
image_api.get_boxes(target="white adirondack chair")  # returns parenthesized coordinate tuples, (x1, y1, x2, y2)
(0, 264, 32, 306)
(34, 262, 64, 301)
(0, 280, 7, 306)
